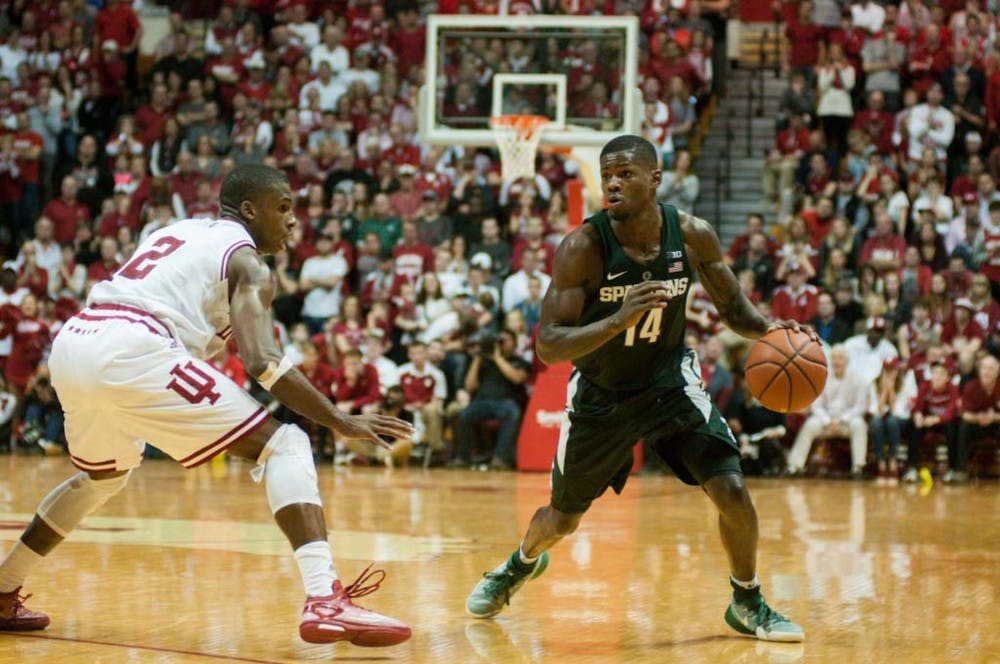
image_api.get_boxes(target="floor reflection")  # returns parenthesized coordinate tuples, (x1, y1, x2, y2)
(0, 457, 996, 662)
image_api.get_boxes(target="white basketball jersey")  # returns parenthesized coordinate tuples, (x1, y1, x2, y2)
(88, 218, 257, 359)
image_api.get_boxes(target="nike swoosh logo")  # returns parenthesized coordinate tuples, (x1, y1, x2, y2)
(607, 271, 628, 280)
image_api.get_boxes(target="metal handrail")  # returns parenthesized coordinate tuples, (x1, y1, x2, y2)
(745, 67, 754, 157)
(746, 29, 768, 156)
(757, 32, 767, 118)
(724, 117, 733, 200)
(714, 155, 722, 224)
(774, 10, 783, 78)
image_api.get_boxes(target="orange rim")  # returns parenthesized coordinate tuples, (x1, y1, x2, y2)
(489, 114, 551, 140)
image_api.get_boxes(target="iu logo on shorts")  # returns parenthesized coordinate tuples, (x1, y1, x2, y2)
(167, 362, 222, 405)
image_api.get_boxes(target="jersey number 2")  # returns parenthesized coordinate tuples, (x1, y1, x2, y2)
(120, 236, 186, 280)
(624, 309, 663, 347)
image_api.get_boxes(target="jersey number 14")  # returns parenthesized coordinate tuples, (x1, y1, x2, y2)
(624, 309, 663, 347)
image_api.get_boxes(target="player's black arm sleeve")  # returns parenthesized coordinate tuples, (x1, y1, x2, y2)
(227, 248, 351, 432)
(683, 213, 770, 340)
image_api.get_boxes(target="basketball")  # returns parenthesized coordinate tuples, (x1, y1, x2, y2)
(744, 328, 828, 413)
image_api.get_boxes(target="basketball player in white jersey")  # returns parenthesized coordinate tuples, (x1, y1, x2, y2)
(0, 164, 415, 648)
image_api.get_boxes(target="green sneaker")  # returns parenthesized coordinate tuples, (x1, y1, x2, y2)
(725, 595, 804, 642)
(466, 551, 549, 618)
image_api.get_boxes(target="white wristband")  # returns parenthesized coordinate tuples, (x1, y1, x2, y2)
(257, 356, 293, 391)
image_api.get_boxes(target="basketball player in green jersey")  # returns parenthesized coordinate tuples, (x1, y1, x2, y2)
(466, 135, 809, 642)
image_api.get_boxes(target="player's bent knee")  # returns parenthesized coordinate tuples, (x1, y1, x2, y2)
(252, 424, 323, 513)
(551, 510, 582, 536)
(37, 470, 131, 538)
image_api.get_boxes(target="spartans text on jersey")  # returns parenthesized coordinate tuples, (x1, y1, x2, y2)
(599, 278, 689, 303)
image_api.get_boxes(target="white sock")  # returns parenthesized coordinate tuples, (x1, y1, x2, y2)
(0, 541, 43, 593)
(731, 574, 760, 590)
(294, 541, 337, 597)
(517, 544, 538, 566)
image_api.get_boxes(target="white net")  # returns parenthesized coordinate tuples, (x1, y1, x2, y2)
(489, 115, 550, 181)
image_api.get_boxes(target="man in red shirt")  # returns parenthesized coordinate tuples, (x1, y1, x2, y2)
(768, 267, 819, 323)
(42, 176, 92, 245)
(381, 124, 421, 168)
(941, 298, 984, 372)
(725, 213, 777, 265)
(94, 0, 142, 94)
(511, 216, 555, 274)
(96, 40, 129, 102)
(387, 8, 425, 79)
(852, 90, 894, 154)
(238, 53, 271, 105)
(953, 353, 1000, 484)
(397, 341, 447, 453)
(859, 210, 907, 276)
(762, 112, 810, 204)
(644, 38, 701, 94)
(388, 166, 423, 220)
(907, 23, 952, 96)
(85, 237, 121, 290)
(205, 38, 245, 112)
(391, 220, 434, 296)
(785, 2, 823, 80)
(168, 152, 201, 210)
(135, 82, 172, 147)
(904, 362, 960, 481)
(332, 350, 381, 415)
(11, 110, 43, 242)
(294, 340, 338, 457)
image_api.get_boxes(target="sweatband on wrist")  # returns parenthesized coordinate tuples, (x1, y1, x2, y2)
(257, 356, 293, 391)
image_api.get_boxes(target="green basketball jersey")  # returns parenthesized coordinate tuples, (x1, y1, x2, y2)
(573, 204, 692, 392)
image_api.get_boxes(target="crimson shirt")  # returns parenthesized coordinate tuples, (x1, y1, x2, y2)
(398, 366, 442, 406)
(299, 362, 336, 398)
(42, 198, 92, 244)
(770, 284, 820, 323)
(87, 260, 120, 284)
(859, 235, 907, 273)
(961, 379, 1000, 414)
(786, 18, 823, 68)
(95, 3, 141, 49)
(13, 131, 44, 184)
(332, 363, 381, 409)
(940, 318, 985, 345)
(912, 383, 960, 422)
(0, 307, 51, 389)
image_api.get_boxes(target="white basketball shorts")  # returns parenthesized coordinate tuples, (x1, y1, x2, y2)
(49, 304, 270, 472)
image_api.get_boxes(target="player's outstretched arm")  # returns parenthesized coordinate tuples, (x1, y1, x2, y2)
(682, 212, 776, 341)
(536, 226, 670, 364)
(227, 248, 413, 447)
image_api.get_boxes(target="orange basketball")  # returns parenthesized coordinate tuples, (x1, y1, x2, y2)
(744, 328, 828, 413)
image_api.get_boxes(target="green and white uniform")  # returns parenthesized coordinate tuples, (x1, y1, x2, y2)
(551, 204, 741, 514)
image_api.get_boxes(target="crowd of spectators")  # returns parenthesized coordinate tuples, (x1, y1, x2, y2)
(0, 0, 722, 468)
(719, 0, 1000, 483)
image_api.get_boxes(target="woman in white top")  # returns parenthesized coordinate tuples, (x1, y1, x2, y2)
(816, 43, 856, 157)
(418, 272, 459, 343)
(868, 357, 919, 477)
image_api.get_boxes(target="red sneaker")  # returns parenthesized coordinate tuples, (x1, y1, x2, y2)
(0, 587, 50, 631)
(299, 564, 411, 647)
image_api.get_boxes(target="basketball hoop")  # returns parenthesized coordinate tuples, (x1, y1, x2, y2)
(489, 114, 551, 181)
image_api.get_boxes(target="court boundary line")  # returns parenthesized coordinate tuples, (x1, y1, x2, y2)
(6, 632, 300, 663)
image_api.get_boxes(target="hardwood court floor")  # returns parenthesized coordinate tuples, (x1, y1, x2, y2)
(0, 455, 998, 663)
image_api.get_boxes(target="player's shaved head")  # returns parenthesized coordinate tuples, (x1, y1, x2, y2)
(600, 135, 658, 169)
(220, 163, 289, 217)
